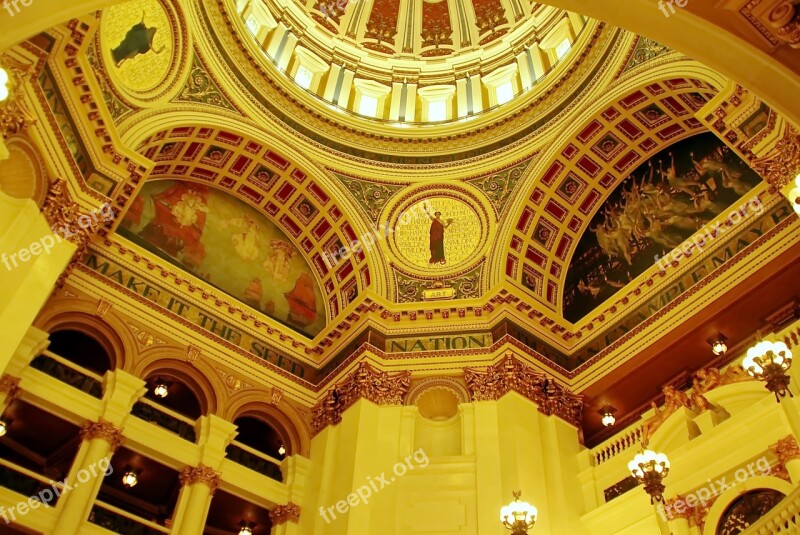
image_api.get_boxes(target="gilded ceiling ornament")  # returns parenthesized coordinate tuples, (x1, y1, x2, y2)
(96, 299, 114, 318)
(465, 157, 533, 217)
(0, 56, 36, 140)
(751, 126, 800, 189)
(175, 54, 236, 111)
(624, 37, 670, 72)
(311, 362, 411, 434)
(332, 173, 406, 224)
(187, 345, 201, 364)
(80, 420, 125, 452)
(268, 502, 301, 525)
(770, 435, 800, 464)
(179, 464, 221, 494)
(463, 356, 583, 427)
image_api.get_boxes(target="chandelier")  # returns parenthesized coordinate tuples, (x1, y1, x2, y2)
(628, 449, 670, 503)
(500, 491, 538, 534)
(742, 340, 793, 401)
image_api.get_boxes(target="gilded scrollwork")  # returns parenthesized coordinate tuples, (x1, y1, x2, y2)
(311, 362, 411, 434)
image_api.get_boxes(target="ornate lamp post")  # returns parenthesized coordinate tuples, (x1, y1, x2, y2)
(742, 340, 793, 401)
(628, 449, 670, 503)
(500, 491, 537, 534)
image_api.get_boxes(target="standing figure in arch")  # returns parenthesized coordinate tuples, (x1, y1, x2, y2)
(426, 209, 454, 264)
(111, 11, 166, 67)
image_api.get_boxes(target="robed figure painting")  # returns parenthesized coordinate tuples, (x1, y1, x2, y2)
(427, 210, 454, 264)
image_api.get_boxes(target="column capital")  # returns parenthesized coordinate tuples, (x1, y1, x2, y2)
(771, 435, 800, 464)
(80, 419, 124, 452)
(268, 503, 300, 525)
(179, 464, 221, 495)
(0, 374, 20, 401)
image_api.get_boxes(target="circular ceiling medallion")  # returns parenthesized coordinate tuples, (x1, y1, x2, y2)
(385, 185, 491, 276)
(98, 0, 189, 105)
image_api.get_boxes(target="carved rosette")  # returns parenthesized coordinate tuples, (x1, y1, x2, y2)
(80, 420, 124, 452)
(770, 435, 800, 464)
(463, 356, 583, 427)
(751, 126, 800, 190)
(179, 465, 221, 494)
(0, 374, 20, 401)
(311, 362, 411, 434)
(767, 1, 800, 47)
(268, 503, 301, 525)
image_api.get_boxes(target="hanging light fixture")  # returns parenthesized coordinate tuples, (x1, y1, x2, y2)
(0, 418, 8, 437)
(742, 340, 793, 401)
(121, 466, 142, 488)
(500, 491, 538, 534)
(708, 333, 728, 356)
(628, 449, 670, 503)
(598, 405, 617, 427)
(278, 445, 286, 456)
(0, 67, 9, 103)
(790, 174, 800, 215)
(238, 520, 256, 535)
(152, 378, 170, 399)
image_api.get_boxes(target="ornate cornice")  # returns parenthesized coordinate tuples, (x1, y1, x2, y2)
(80, 419, 124, 452)
(463, 355, 583, 427)
(311, 362, 411, 434)
(770, 435, 800, 464)
(179, 464, 221, 494)
(751, 126, 800, 190)
(268, 503, 301, 525)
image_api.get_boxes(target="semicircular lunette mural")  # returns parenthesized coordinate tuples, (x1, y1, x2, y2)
(118, 180, 326, 337)
(563, 132, 761, 323)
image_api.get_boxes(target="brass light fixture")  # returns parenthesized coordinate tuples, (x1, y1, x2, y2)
(599, 405, 617, 427)
(278, 444, 286, 456)
(708, 333, 728, 356)
(742, 340, 793, 401)
(152, 378, 170, 399)
(238, 520, 256, 535)
(0, 418, 8, 437)
(121, 466, 142, 488)
(628, 449, 670, 503)
(500, 491, 538, 534)
(0, 67, 9, 103)
(790, 174, 800, 216)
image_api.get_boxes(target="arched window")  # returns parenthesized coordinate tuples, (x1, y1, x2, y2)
(48, 330, 114, 375)
(716, 489, 785, 535)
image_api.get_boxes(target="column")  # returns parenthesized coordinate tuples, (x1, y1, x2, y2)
(0, 190, 75, 373)
(51, 421, 123, 535)
(4, 325, 48, 377)
(169, 415, 237, 534)
(170, 465, 221, 535)
(51, 370, 145, 534)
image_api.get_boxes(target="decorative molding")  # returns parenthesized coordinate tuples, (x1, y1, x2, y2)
(127, 324, 166, 348)
(463, 355, 583, 427)
(187, 345, 201, 365)
(311, 362, 411, 434)
(179, 464, 221, 494)
(175, 53, 237, 112)
(0, 56, 37, 140)
(269, 502, 301, 525)
(80, 420, 124, 452)
(770, 435, 800, 464)
(215, 368, 253, 393)
(96, 299, 113, 318)
(751, 125, 800, 190)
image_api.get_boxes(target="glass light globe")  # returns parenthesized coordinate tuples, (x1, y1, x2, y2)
(712, 339, 728, 356)
(795, 173, 800, 188)
(121, 470, 139, 488)
(500, 498, 538, 525)
(278, 445, 286, 456)
(601, 412, 616, 427)
(0, 419, 7, 437)
(153, 381, 169, 398)
(0, 67, 8, 102)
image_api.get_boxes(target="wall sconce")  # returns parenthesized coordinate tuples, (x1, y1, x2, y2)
(238, 520, 256, 535)
(628, 449, 670, 503)
(598, 405, 617, 427)
(500, 491, 537, 534)
(121, 466, 142, 488)
(152, 378, 170, 399)
(708, 333, 728, 356)
(742, 340, 793, 401)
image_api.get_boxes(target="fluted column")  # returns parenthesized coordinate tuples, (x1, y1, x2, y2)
(169, 415, 237, 534)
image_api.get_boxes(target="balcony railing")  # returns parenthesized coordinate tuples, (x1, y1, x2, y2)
(591, 424, 644, 466)
(742, 486, 800, 534)
(31, 350, 104, 398)
(0, 457, 63, 504)
(131, 398, 197, 442)
(89, 500, 169, 535)
(226, 440, 283, 482)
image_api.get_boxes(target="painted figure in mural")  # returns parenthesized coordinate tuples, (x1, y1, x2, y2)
(244, 277, 264, 310)
(111, 11, 166, 68)
(426, 209, 453, 264)
(285, 273, 318, 327)
(263, 240, 295, 281)
(139, 183, 208, 269)
(222, 216, 261, 261)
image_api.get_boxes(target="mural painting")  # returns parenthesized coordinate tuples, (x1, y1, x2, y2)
(563, 133, 761, 322)
(119, 180, 326, 337)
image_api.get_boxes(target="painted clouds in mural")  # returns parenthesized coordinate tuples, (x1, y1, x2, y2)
(563, 133, 760, 323)
(120, 180, 325, 337)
